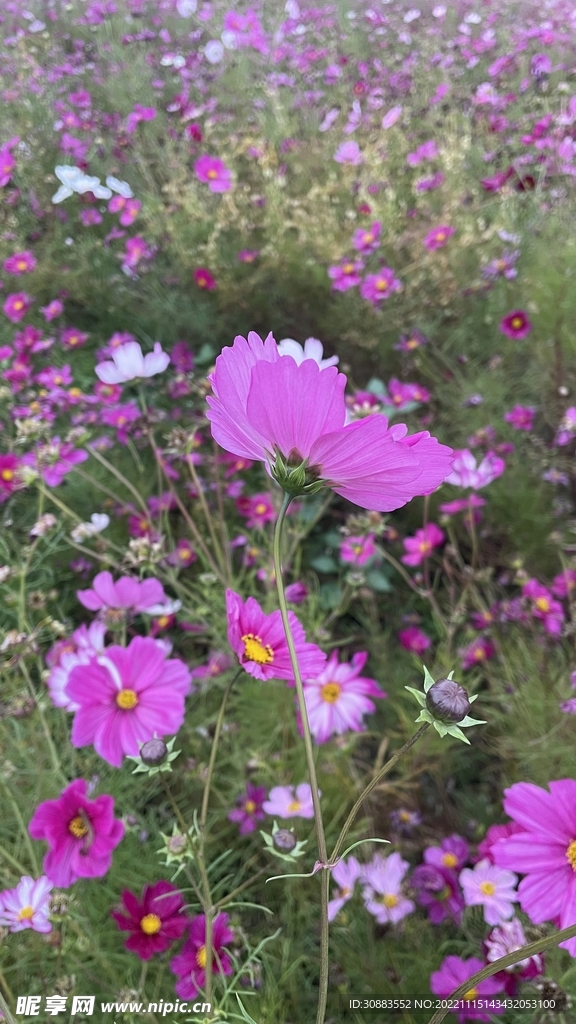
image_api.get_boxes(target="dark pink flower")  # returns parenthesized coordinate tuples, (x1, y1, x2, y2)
(194, 155, 232, 192)
(0, 453, 21, 502)
(111, 881, 187, 960)
(430, 956, 504, 1022)
(328, 258, 364, 292)
(170, 913, 234, 1000)
(226, 588, 326, 683)
(194, 267, 217, 290)
(522, 579, 564, 636)
(236, 492, 275, 528)
(460, 636, 495, 671)
(28, 779, 124, 888)
(499, 310, 531, 340)
(3, 292, 32, 322)
(424, 225, 455, 250)
(20, 439, 88, 487)
(476, 823, 525, 865)
(504, 405, 535, 431)
(3, 252, 36, 275)
(360, 268, 402, 303)
(398, 626, 431, 656)
(352, 221, 381, 254)
(402, 523, 445, 566)
(228, 782, 267, 834)
(339, 534, 376, 566)
(61, 327, 88, 349)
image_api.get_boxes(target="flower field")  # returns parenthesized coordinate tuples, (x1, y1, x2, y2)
(1, 0, 576, 1022)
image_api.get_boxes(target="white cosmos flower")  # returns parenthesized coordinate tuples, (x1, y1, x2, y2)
(71, 513, 110, 543)
(106, 175, 134, 198)
(176, 0, 197, 14)
(204, 40, 224, 63)
(277, 337, 339, 370)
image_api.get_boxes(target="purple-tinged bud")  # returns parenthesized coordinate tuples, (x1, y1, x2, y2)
(426, 678, 471, 722)
(273, 829, 297, 853)
(140, 738, 168, 766)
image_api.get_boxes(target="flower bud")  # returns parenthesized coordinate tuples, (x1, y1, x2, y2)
(140, 738, 168, 766)
(426, 678, 471, 723)
(273, 829, 297, 853)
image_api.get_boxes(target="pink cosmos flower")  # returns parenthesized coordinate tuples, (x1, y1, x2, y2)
(66, 635, 192, 767)
(285, 581, 308, 604)
(171, 913, 234, 1000)
(40, 300, 63, 321)
(3, 252, 36, 275)
(554, 406, 576, 447)
(77, 571, 177, 616)
(504, 405, 535, 431)
(0, 875, 52, 933)
(484, 917, 544, 993)
(551, 569, 576, 600)
(395, 329, 428, 352)
(460, 636, 495, 671)
(445, 450, 505, 490)
(111, 880, 187, 960)
(227, 782, 267, 835)
(302, 651, 386, 744)
(237, 492, 276, 528)
(411, 864, 463, 926)
(122, 237, 152, 271)
(352, 222, 381, 254)
(492, 779, 576, 956)
(189, 651, 233, 683)
(263, 783, 316, 818)
(459, 859, 518, 925)
(206, 332, 453, 512)
(360, 268, 402, 303)
(238, 249, 259, 263)
(194, 267, 217, 290)
(95, 341, 169, 384)
(194, 155, 232, 192)
(381, 105, 402, 129)
(61, 327, 88, 349)
(28, 779, 124, 888)
(401, 523, 445, 566)
(499, 310, 532, 339)
(20, 439, 88, 488)
(476, 823, 524, 865)
(328, 258, 364, 292)
(362, 852, 414, 924)
(3, 292, 32, 322)
(339, 534, 376, 566)
(225, 589, 326, 683)
(424, 225, 455, 250)
(0, 453, 21, 502)
(430, 956, 504, 1022)
(328, 856, 362, 921)
(522, 579, 564, 636)
(415, 172, 446, 192)
(108, 195, 141, 226)
(387, 379, 431, 408)
(425, 835, 469, 872)
(334, 140, 363, 165)
(0, 145, 16, 186)
(398, 626, 431, 656)
(407, 140, 439, 167)
(47, 621, 107, 711)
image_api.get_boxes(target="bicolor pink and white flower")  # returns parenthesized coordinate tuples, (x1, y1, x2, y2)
(459, 859, 518, 925)
(0, 875, 52, 933)
(95, 341, 169, 384)
(302, 651, 386, 744)
(445, 450, 505, 490)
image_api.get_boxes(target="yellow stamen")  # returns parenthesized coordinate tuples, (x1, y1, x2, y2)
(140, 913, 162, 935)
(479, 880, 496, 896)
(535, 597, 550, 612)
(382, 893, 399, 908)
(116, 689, 138, 710)
(442, 852, 458, 868)
(287, 800, 302, 813)
(1, 469, 14, 481)
(375, 279, 388, 292)
(69, 815, 88, 838)
(566, 839, 576, 869)
(254, 503, 268, 515)
(321, 682, 341, 704)
(241, 633, 274, 665)
(244, 800, 257, 814)
(511, 317, 523, 329)
(17, 905, 35, 921)
(196, 944, 207, 968)
(207, 170, 218, 179)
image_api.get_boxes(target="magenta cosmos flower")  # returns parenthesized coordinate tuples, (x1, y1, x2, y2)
(360, 268, 402, 304)
(206, 332, 453, 512)
(328, 258, 364, 292)
(398, 626, 431, 656)
(430, 956, 504, 1022)
(77, 571, 177, 616)
(170, 913, 234, 1000)
(499, 310, 532, 339)
(65, 636, 192, 768)
(4, 251, 37, 275)
(504, 405, 535, 431)
(3, 292, 32, 323)
(226, 588, 326, 682)
(424, 225, 455, 250)
(228, 782, 267, 834)
(401, 523, 445, 566)
(302, 651, 386, 744)
(111, 880, 187, 960)
(445, 450, 505, 490)
(28, 779, 124, 888)
(0, 875, 52, 933)
(339, 534, 376, 566)
(194, 155, 232, 192)
(492, 779, 576, 956)
(95, 341, 169, 384)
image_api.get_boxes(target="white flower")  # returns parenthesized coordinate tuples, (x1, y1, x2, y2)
(143, 598, 182, 617)
(404, 9, 421, 23)
(176, 0, 197, 14)
(277, 337, 339, 370)
(221, 30, 238, 50)
(105, 176, 133, 198)
(204, 40, 224, 64)
(52, 166, 112, 204)
(71, 513, 110, 543)
(95, 341, 170, 384)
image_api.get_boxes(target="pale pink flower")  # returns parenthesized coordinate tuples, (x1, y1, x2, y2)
(459, 859, 518, 925)
(95, 341, 169, 384)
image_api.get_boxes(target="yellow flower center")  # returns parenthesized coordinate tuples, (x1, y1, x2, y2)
(140, 913, 162, 935)
(244, 799, 257, 814)
(13, 300, 24, 310)
(442, 852, 458, 868)
(436, 232, 446, 241)
(407, 338, 419, 349)
(207, 169, 218, 179)
(399, 810, 412, 822)
(321, 682, 341, 704)
(116, 689, 138, 710)
(352, 543, 363, 554)
(473, 647, 486, 661)
(535, 597, 550, 612)
(16, 261, 28, 271)
(196, 944, 207, 968)
(511, 317, 523, 329)
(254, 503, 268, 515)
(363, 233, 374, 243)
(381, 893, 399, 908)
(343, 263, 354, 273)
(54, 375, 63, 385)
(418, 541, 432, 553)
(463, 988, 478, 1001)
(479, 880, 496, 896)
(68, 336, 79, 345)
(287, 800, 302, 813)
(241, 633, 274, 665)
(375, 279, 388, 292)
(339, 886, 351, 898)
(156, 615, 170, 628)
(1, 469, 14, 481)
(117, 415, 127, 426)
(69, 387, 82, 399)
(17, 905, 35, 921)
(69, 815, 88, 838)
(566, 839, 576, 869)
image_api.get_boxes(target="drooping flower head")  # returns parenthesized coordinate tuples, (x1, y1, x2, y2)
(0, 876, 52, 933)
(206, 332, 453, 511)
(111, 881, 187, 960)
(170, 913, 234, 1000)
(225, 589, 326, 682)
(28, 779, 124, 888)
(65, 636, 192, 768)
(411, 863, 464, 925)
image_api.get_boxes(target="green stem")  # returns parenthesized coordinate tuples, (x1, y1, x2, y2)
(0, 839, 29, 876)
(331, 724, 430, 864)
(426, 922, 576, 1024)
(185, 453, 228, 581)
(273, 492, 329, 1024)
(19, 660, 68, 788)
(0, 777, 38, 875)
(87, 446, 150, 514)
(0, 986, 16, 1024)
(199, 672, 239, 830)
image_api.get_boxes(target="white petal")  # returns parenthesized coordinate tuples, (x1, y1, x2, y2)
(105, 176, 134, 198)
(51, 185, 73, 204)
